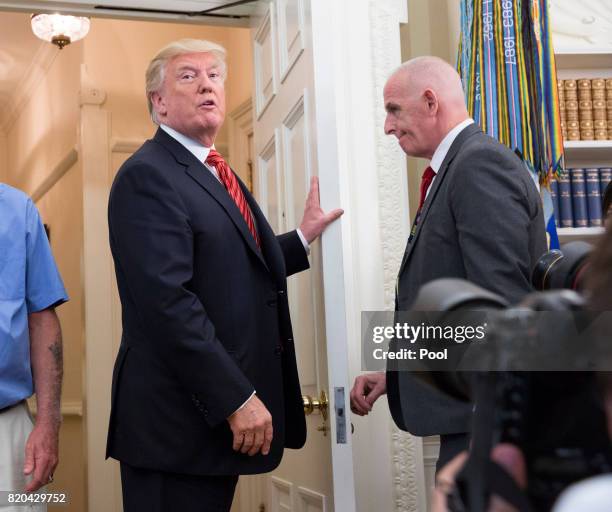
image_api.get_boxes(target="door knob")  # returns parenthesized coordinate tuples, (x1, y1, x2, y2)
(302, 390, 328, 421)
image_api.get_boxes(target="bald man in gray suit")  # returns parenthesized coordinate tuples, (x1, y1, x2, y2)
(350, 57, 546, 469)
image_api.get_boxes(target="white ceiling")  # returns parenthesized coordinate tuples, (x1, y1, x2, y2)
(0, 1, 261, 20)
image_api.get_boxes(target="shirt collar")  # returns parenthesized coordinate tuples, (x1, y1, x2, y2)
(160, 124, 214, 163)
(429, 118, 474, 174)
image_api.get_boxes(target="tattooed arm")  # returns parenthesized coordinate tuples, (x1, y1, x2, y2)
(24, 307, 63, 492)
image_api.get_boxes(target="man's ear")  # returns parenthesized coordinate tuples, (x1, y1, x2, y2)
(423, 89, 439, 116)
(151, 91, 167, 118)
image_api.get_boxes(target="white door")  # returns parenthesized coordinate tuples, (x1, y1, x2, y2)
(244, 1, 356, 511)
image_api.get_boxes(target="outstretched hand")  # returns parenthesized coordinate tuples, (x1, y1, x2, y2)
(350, 372, 387, 415)
(299, 176, 344, 244)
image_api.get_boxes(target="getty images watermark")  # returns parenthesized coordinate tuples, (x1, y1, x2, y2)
(362, 310, 612, 372)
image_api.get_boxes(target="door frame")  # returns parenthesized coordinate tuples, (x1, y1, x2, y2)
(309, 1, 425, 511)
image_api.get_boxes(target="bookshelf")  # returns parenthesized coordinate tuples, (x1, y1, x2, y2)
(555, 49, 612, 74)
(557, 226, 604, 243)
(556, 47, 612, 243)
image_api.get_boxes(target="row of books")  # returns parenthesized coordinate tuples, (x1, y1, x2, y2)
(551, 168, 611, 228)
(558, 78, 612, 141)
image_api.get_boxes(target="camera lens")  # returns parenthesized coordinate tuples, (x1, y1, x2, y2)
(531, 242, 593, 291)
(532, 249, 563, 290)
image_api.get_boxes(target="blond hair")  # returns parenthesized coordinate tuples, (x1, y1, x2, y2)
(146, 39, 227, 124)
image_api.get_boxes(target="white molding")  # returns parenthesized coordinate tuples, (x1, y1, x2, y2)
(369, 0, 411, 311)
(228, 99, 254, 190)
(229, 98, 254, 127)
(366, 1, 423, 511)
(110, 138, 146, 154)
(564, 141, 612, 150)
(269, 476, 293, 512)
(31, 147, 79, 203)
(277, 0, 306, 82)
(237, 475, 265, 512)
(297, 486, 327, 512)
(558, 227, 605, 242)
(555, 48, 612, 55)
(28, 400, 83, 417)
(257, 130, 281, 228)
(281, 91, 309, 229)
(1, 41, 58, 135)
(78, 63, 120, 512)
(254, 3, 279, 120)
(282, 92, 306, 131)
(422, 435, 441, 503)
(391, 430, 427, 512)
(396, 0, 408, 23)
(557, 227, 605, 236)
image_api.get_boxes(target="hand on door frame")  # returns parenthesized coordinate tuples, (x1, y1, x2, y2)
(299, 176, 344, 244)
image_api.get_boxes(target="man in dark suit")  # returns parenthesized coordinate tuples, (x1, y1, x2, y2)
(350, 57, 546, 469)
(107, 39, 342, 511)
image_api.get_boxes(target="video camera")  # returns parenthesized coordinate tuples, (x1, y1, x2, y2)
(411, 242, 612, 512)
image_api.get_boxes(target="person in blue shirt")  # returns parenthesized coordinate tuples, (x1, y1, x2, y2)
(0, 183, 68, 503)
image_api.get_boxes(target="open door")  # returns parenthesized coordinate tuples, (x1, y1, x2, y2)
(243, 1, 356, 511)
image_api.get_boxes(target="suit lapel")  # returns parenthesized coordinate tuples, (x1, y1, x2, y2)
(241, 179, 284, 279)
(153, 128, 269, 271)
(397, 123, 481, 277)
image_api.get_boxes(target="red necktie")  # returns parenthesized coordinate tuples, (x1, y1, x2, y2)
(418, 166, 436, 210)
(206, 150, 261, 248)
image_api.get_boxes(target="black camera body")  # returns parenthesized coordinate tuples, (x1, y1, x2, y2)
(486, 315, 612, 511)
(411, 242, 612, 511)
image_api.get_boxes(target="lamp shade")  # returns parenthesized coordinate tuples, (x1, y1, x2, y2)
(31, 13, 90, 49)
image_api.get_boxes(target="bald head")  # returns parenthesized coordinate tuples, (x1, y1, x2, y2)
(392, 56, 467, 110)
(383, 56, 470, 158)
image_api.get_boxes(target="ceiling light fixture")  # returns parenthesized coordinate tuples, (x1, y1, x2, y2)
(31, 13, 90, 50)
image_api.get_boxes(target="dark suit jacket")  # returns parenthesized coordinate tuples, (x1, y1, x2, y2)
(106, 128, 309, 476)
(387, 123, 547, 437)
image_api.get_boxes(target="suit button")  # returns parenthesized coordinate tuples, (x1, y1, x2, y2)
(267, 299, 277, 306)
(278, 290, 285, 295)
(287, 337, 293, 343)
(275, 346, 283, 355)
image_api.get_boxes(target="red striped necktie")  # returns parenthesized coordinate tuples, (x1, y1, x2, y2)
(205, 149, 261, 248)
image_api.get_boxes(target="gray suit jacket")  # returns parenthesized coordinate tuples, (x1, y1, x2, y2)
(387, 123, 547, 436)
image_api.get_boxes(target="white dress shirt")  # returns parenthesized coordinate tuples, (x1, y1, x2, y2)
(424, 118, 475, 200)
